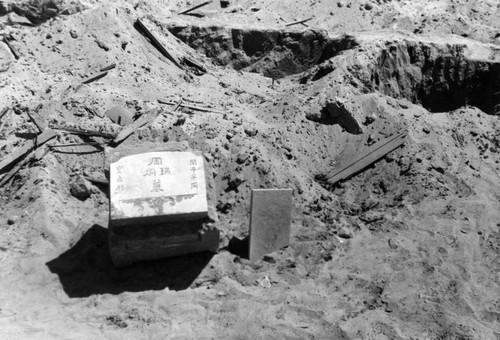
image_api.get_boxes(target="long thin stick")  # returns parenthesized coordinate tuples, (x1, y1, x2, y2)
(285, 17, 313, 27)
(178, 0, 213, 15)
(82, 71, 108, 84)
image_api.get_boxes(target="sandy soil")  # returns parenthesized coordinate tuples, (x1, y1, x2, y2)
(1, 0, 500, 339)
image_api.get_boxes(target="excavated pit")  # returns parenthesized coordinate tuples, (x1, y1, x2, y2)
(365, 41, 500, 115)
(165, 23, 358, 78)
(166, 23, 500, 115)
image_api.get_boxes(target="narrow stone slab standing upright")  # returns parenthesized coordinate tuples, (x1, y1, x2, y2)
(249, 188, 293, 262)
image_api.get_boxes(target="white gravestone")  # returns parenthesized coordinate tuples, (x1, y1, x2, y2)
(110, 151, 208, 226)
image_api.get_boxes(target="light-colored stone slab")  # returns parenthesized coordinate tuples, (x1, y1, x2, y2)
(110, 151, 208, 226)
(249, 188, 293, 262)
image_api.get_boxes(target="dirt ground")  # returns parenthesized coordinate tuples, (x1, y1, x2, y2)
(1, 0, 500, 339)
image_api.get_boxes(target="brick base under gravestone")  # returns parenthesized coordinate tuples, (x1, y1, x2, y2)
(106, 142, 219, 267)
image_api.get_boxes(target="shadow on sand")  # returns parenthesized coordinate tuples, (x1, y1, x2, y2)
(46, 224, 213, 298)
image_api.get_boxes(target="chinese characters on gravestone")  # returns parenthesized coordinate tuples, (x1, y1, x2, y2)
(109, 151, 208, 227)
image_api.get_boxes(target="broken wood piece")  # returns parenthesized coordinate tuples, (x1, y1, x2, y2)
(3, 36, 19, 60)
(26, 108, 46, 133)
(327, 132, 407, 185)
(183, 57, 207, 74)
(0, 150, 34, 187)
(249, 188, 293, 262)
(0, 107, 10, 121)
(279, 17, 309, 27)
(50, 125, 115, 139)
(100, 63, 116, 72)
(173, 98, 183, 112)
(84, 175, 109, 185)
(48, 142, 102, 148)
(111, 107, 160, 145)
(84, 105, 105, 118)
(0, 129, 57, 173)
(284, 17, 313, 27)
(178, 0, 213, 15)
(157, 99, 226, 114)
(82, 71, 108, 84)
(136, 19, 183, 69)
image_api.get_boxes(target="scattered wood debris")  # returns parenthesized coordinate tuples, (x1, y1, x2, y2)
(111, 107, 161, 145)
(157, 99, 226, 114)
(0, 129, 57, 173)
(136, 18, 183, 69)
(284, 17, 313, 27)
(178, 1, 213, 15)
(327, 131, 407, 185)
(25, 106, 46, 133)
(0, 145, 50, 188)
(136, 17, 207, 75)
(50, 125, 116, 139)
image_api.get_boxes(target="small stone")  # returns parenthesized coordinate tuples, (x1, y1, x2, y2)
(236, 152, 250, 164)
(338, 226, 353, 239)
(244, 127, 258, 137)
(7, 216, 18, 225)
(46, 33, 52, 39)
(364, 2, 373, 10)
(95, 39, 110, 51)
(70, 30, 78, 38)
(70, 175, 91, 200)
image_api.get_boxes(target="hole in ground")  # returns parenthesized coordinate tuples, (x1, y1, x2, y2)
(367, 41, 500, 115)
(166, 23, 358, 78)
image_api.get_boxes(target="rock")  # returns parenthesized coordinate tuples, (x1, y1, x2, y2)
(236, 152, 250, 164)
(244, 127, 258, 137)
(338, 226, 353, 239)
(7, 216, 18, 225)
(95, 39, 110, 51)
(70, 175, 91, 200)
(70, 30, 78, 39)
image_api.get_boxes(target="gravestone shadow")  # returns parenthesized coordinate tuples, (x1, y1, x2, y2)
(46, 224, 213, 298)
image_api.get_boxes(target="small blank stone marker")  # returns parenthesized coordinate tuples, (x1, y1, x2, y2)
(249, 188, 293, 262)
(106, 106, 134, 126)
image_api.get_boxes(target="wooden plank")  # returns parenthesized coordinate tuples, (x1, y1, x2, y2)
(0, 129, 57, 173)
(157, 99, 226, 114)
(327, 133, 407, 185)
(50, 125, 115, 139)
(328, 132, 406, 180)
(285, 17, 313, 27)
(178, 0, 213, 15)
(136, 18, 183, 69)
(82, 71, 108, 84)
(112, 107, 160, 145)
